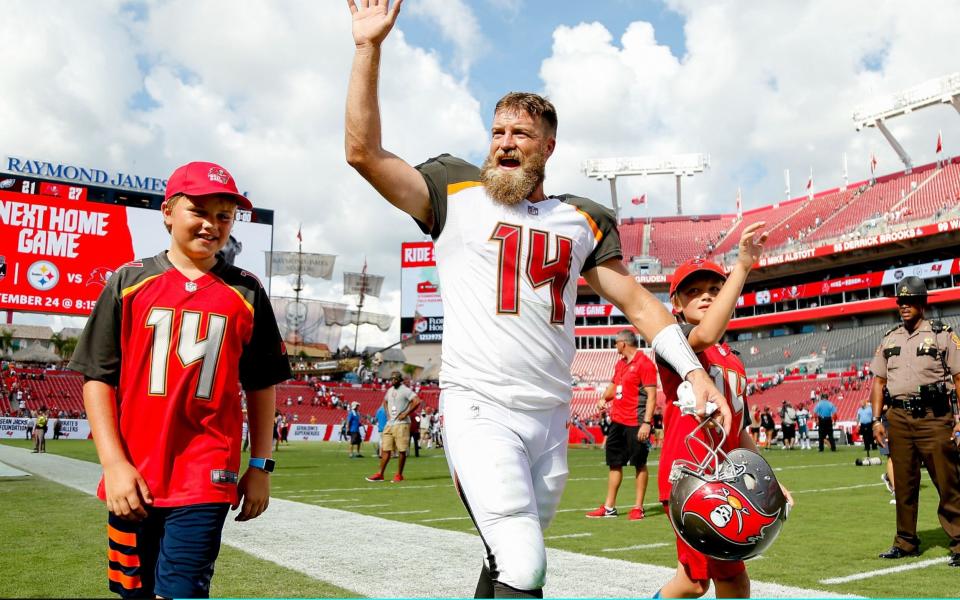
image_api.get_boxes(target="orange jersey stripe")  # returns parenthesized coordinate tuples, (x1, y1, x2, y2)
(108, 568, 142, 590)
(447, 180, 483, 196)
(107, 524, 136, 547)
(575, 207, 603, 242)
(108, 548, 141, 568)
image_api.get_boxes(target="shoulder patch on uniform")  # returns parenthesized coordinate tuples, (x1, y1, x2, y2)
(951, 332, 960, 350)
(884, 324, 901, 337)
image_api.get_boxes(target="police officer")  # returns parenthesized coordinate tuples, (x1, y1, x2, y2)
(871, 277, 960, 566)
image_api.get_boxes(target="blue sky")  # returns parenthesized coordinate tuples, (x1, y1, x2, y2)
(402, 1, 687, 118)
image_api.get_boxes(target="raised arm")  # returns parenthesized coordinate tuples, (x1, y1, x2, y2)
(687, 222, 767, 351)
(345, 0, 432, 226)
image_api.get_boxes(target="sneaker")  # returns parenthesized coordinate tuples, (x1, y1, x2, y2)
(889, 498, 897, 504)
(628, 506, 645, 521)
(365, 473, 384, 482)
(392, 474, 404, 483)
(881, 473, 894, 494)
(585, 505, 618, 518)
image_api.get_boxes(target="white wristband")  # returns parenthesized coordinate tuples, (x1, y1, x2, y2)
(652, 324, 702, 380)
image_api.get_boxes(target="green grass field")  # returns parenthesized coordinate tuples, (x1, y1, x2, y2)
(2, 437, 957, 597)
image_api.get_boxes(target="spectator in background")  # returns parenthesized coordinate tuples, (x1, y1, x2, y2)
(374, 403, 388, 456)
(347, 401, 364, 458)
(409, 408, 421, 458)
(586, 330, 657, 520)
(857, 399, 875, 456)
(273, 410, 282, 452)
(780, 401, 797, 450)
(759, 406, 776, 449)
(814, 395, 838, 452)
(749, 405, 761, 446)
(366, 372, 420, 483)
(796, 402, 811, 450)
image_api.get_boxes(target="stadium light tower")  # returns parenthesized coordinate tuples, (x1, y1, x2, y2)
(853, 72, 960, 172)
(582, 153, 710, 219)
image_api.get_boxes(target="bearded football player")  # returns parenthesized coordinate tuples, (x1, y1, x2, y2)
(345, 1, 730, 596)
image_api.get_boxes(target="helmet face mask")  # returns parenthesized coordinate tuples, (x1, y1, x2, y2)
(668, 416, 788, 561)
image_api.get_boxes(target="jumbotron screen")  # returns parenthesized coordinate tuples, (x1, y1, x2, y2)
(0, 174, 274, 316)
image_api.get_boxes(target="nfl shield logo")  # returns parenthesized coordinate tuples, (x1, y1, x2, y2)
(528, 206, 538, 215)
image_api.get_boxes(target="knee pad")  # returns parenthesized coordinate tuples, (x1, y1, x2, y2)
(487, 519, 546, 591)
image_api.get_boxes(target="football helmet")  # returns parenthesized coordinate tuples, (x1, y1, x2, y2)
(668, 413, 788, 561)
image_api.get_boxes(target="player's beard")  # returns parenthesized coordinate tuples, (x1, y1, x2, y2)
(480, 148, 547, 206)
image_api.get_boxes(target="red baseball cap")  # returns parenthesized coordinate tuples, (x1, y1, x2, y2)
(164, 161, 252, 210)
(669, 257, 727, 296)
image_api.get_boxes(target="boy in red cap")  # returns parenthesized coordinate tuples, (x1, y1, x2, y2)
(69, 161, 290, 599)
(655, 222, 794, 599)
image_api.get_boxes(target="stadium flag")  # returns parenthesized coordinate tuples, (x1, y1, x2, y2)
(870, 152, 877, 174)
(343, 270, 384, 298)
(736, 187, 743, 219)
(936, 130, 943, 154)
(631, 194, 646, 205)
(266, 251, 336, 279)
(297, 224, 302, 242)
(806, 168, 813, 199)
(322, 305, 394, 331)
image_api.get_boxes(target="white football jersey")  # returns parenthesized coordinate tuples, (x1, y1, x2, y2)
(416, 155, 621, 409)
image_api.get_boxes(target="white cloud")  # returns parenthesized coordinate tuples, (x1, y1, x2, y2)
(407, 0, 487, 74)
(538, 0, 960, 219)
(0, 0, 486, 349)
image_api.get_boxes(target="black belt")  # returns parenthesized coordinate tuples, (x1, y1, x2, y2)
(887, 396, 922, 410)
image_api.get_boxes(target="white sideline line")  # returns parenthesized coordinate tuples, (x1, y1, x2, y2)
(420, 516, 471, 523)
(349, 504, 389, 509)
(312, 498, 359, 503)
(544, 533, 592, 540)
(792, 483, 883, 494)
(379, 509, 432, 515)
(601, 542, 670, 552)
(774, 462, 847, 470)
(820, 557, 949, 584)
(0, 444, 859, 599)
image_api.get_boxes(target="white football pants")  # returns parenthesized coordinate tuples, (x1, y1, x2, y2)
(441, 389, 570, 591)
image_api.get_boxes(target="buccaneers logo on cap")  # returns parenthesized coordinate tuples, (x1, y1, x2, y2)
(208, 166, 230, 184)
(681, 483, 780, 545)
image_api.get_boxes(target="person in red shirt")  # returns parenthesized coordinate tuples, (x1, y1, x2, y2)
(586, 329, 658, 520)
(69, 161, 291, 599)
(655, 224, 794, 599)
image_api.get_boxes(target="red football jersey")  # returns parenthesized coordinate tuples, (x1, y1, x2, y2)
(609, 350, 657, 427)
(70, 252, 290, 507)
(657, 331, 748, 503)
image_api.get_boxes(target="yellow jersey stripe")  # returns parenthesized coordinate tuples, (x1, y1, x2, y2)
(447, 180, 483, 196)
(575, 208, 603, 242)
(120, 274, 162, 298)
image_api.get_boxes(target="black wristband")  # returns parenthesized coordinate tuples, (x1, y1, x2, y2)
(642, 421, 652, 426)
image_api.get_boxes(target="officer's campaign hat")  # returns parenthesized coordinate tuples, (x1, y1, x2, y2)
(896, 276, 927, 303)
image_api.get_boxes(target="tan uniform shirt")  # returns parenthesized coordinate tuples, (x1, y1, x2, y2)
(870, 319, 960, 400)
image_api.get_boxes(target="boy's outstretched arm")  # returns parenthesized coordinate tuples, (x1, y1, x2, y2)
(235, 385, 276, 521)
(84, 379, 153, 521)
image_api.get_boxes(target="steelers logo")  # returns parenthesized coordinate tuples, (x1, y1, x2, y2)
(27, 260, 59, 291)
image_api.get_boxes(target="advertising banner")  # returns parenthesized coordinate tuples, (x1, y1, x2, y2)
(0, 417, 90, 439)
(0, 181, 273, 316)
(400, 242, 443, 342)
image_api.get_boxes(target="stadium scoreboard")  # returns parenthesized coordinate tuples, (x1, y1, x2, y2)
(0, 171, 275, 317)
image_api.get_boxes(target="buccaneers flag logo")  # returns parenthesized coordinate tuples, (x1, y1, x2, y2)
(681, 482, 780, 545)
